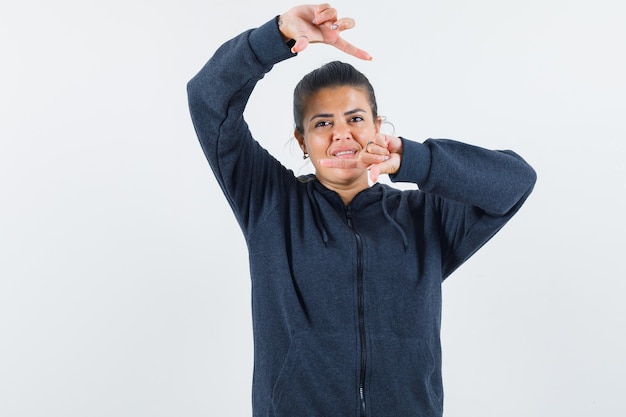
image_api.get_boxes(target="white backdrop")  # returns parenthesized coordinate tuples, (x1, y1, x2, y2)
(1, 0, 625, 416)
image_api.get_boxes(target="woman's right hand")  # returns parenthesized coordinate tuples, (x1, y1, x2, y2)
(278, 3, 372, 60)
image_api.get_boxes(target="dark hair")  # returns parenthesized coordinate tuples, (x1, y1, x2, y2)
(293, 61, 378, 135)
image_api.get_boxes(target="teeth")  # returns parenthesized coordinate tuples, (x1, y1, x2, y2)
(335, 151, 355, 157)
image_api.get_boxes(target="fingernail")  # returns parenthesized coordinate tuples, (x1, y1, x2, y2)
(384, 156, 390, 161)
(330, 24, 338, 30)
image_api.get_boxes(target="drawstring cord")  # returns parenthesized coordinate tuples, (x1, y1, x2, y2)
(380, 186, 409, 252)
(306, 181, 408, 251)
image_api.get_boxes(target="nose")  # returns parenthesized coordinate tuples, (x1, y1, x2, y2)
(332, 120, 352, 141)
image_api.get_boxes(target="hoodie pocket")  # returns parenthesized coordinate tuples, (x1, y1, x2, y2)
(271, 331, 358, 417)
(367, 336, 443, 416)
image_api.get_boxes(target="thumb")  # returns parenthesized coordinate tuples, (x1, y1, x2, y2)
(369, 164, 382, 183)
(291, 35, 310, 53)
(369, 154, 400, 183)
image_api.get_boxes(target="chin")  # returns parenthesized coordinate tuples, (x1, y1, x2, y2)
(324, 169, 367, 185)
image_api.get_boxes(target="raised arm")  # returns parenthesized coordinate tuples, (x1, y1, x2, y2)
(186, 4, 370, 234)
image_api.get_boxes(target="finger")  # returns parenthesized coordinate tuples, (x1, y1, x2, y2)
(313, 4, 337, 24)
(384, 134, 404, 154)
(330, 17, 356, 31)
(369, 164, 382, 183)
(365, 140, 390, 156)
(370, 154, 401, 181)
(316, 3, 333, 13)
(318, 158, 366, 169)
(291, 34, 311, 53)
(369, 159, 393, 183)
(319, 153, 388, 169)
(332, 37, 372, 61)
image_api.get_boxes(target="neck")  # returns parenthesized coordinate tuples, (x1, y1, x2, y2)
(319, 178, 370, 206)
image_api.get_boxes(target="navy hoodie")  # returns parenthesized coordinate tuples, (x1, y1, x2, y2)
(187, 16, 537, 417)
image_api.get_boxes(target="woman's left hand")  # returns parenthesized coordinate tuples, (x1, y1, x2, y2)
(319, 133, 403, 183)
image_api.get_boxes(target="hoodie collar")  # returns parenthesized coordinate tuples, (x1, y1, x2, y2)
(301, 176, 409, 251)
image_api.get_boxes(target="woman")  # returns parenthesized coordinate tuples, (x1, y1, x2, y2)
(187, 4, 536, 416)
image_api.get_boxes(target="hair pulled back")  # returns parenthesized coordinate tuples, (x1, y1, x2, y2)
(293, 61, 377, 135)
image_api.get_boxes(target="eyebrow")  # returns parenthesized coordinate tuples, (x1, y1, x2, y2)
(309, 108, 368, 122)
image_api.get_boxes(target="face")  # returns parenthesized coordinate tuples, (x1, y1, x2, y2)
(295, 86, 381, 192)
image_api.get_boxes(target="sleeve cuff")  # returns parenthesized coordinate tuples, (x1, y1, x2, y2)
(389, 137, 432, 186)
(248, 16, 297, 67)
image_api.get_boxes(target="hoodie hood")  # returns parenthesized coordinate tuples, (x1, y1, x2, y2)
(298, 174, 409, 251)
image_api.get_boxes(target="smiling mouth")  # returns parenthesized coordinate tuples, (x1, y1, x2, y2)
(333, 150, 358, 158)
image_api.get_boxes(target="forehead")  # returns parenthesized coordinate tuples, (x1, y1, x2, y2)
(305, 86, 371, 114)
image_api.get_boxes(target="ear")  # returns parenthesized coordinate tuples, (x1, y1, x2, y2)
(375, 116, 383, 133)
(294, 128, 307, 154)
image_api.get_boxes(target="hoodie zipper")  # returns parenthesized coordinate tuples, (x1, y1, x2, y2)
(346, 206, 367, 417)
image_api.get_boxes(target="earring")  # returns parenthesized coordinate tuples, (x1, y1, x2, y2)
(303, 153, 309, 160)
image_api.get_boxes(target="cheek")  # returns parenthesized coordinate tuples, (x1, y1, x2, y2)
(354, 125, 378, 144)
(305, 134, 330, 154)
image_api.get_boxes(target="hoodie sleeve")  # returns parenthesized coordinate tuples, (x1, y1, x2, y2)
(186, 17, 296, 236)
(390, 138, 537, 278)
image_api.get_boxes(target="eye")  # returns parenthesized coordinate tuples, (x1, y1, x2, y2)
(350, 116, 364, 123)
(314, 120, 331, 128)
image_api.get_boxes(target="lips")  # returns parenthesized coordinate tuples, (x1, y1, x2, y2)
(332, 149, 358, 158)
